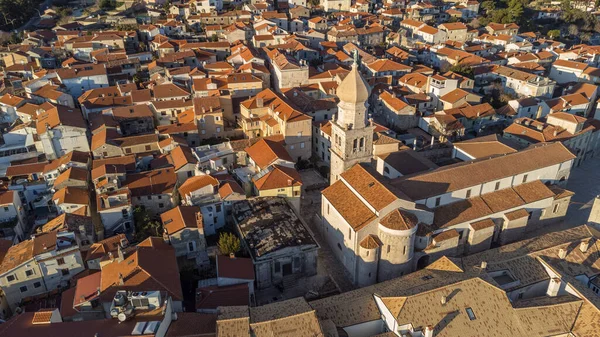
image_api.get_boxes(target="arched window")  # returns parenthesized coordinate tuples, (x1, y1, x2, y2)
(353, 139, 358, 150)
(359, 137, 364, 148)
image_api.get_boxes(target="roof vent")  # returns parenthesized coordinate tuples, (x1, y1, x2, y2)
(580, 240, 590, 253)
(558, 248, 567, 259)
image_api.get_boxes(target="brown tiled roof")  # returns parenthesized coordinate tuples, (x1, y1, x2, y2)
(53, 187, 89, 205)
(217, 255, 254, 280)
(433, 180, 556, 229)
(393, 142, 575, 200)
(153, 83, 190, 99)
(73, 271, 101, 306)
(453, 134, 517, 159)
(122, 168, 177, 197)
(160, 206, 201, 235)
(6, 161, 48, 177)
(380, 209, 418, 231)
(0, 240, 34, 274)
(359, 234, 382, 249)
(99, 238, 182, 301)
(322, 180, 376, 231)
(53, 167, 88, 186)
(85, 234, 127, 262)
(470, 218, 496, 230)
(196, 283, 249, 311)
(253, 165, 302, 191)
(178, 175, 219, 198)
(165, 312, 217, 337)
(378, 147, 437, 176)
(36, 105, 87, 134)
(340, 164, 407, 211)
(245, 138, 293, 169)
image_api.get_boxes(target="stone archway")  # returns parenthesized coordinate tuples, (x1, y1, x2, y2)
(416, 255, 430, 270)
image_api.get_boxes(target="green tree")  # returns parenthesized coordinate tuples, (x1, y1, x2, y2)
(481, 0, 495, 12)
(218, 232, 241, 256)
(547, 29, 561, 39)
(99, 0, 116, 10)
(133, 206, 163, 241)
(210, 33, 218, 42)
(448, 64, 474, 79)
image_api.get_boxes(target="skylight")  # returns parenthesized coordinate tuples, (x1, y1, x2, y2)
(465, 307, 476, 320)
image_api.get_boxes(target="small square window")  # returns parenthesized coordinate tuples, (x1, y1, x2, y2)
(6, 275, 15, 282)
(33, 282, 41, 288)
(25, 270, 34, 277)
(61, 269, 69, 276)
(57, 258, 65, 265)
(19, 286, 27, 293)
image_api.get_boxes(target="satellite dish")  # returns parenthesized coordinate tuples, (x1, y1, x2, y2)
(117, 312, 127, 322)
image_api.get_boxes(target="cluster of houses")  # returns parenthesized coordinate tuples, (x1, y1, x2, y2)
(0, 0, 599, 335)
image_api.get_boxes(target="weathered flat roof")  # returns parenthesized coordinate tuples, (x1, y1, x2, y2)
(234, 197, 318, 260)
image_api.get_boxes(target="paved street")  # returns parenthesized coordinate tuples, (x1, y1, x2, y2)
(300, 170, 357, 293)
(520, 154, 600, 239)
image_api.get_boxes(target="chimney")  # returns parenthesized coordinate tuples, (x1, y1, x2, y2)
(256, 97, 264, 107)
(117, 245, 125, 262)
(546, 277, 561, 297)
(118, 273, 124, 285)
(480, 261, 487, 270)
(424, 325, 434, 337)
(229, 252, 235, 259)
(120, 238, 128, 249)
(440, 295, 447, 305)
(580, 240, 590, 253)
(558, 248, 567, 259)
(588, 196, 600, 227)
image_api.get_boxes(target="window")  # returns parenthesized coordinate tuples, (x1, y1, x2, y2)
(159, 203, 164, 208)
(274, 262, 281, 273)
(327, 204, 329, 214)
(348, 228, 351, 240)
(465, 307, 476, 320)
(147, 196, 152, 200)
(145, 145, 151, 151)
(125, 148, 132, 154)
(522, 174, 528, 183)
(3, 207, 8, 212)
(19, 286, 27, 293)
(216, 127, 221, 133)
(216, 205, 222, 212)
(33, 282, 41, 288)
(466, 189, 471, 198)
(25, 269, 34, 277)
(188, 241, 195, 252)
(353, 139, 358, 150)
(6, 275, 15, 282)
(494, 182, 500, 191)
(403, 246, 406, 255)
(553, 204, 560, 213)
(387, 245, 391, 254)
(435, 197, 441, 207)
(359, 137, 364, 148)
(297, 131, 302, 137)
(61, 269, 69, 276)
(300, 142, 305, 149)
(57, 258, 65, 265)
